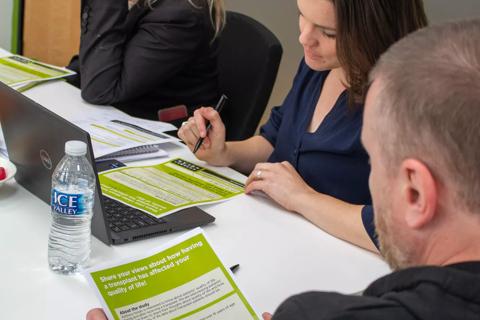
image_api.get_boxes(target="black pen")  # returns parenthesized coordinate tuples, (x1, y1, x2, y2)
(229, 264, 240, 273)
(193, 94, 228, 154)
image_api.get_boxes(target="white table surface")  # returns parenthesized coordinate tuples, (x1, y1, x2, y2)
(0, 79, 389, 319)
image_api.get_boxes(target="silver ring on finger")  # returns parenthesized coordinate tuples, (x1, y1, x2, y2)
(256, 170, 262, 179)
(182, 121, 189, 127)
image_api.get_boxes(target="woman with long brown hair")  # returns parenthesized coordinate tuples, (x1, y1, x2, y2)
(179, 0, 428, 251)
(75, 0, 225, 120)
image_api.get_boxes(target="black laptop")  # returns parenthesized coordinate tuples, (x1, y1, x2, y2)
(0, 82, 215, 245)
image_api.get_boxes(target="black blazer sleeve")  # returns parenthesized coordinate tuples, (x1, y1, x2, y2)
(271, 292, 412, 320)
(79, 0, 209, 105)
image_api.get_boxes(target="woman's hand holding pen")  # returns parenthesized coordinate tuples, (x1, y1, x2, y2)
(178, 107, 232, 166)
(245, 161, 315, 212)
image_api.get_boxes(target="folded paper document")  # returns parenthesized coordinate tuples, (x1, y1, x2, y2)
(99, 158, 245, 218)
(74, 119, 177, 161)
(85, 228, 260, 320)
(0, 55, 75, 91)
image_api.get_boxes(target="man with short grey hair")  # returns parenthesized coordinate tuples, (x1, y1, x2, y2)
(262, 18, 480, 320)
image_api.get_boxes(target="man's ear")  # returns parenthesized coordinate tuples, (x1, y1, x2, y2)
(399, 159, 438, 229)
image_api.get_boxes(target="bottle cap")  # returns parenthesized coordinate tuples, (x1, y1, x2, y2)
(65, 140, 87, 156)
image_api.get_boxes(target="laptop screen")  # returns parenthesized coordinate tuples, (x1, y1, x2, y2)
(0, 83, 112, 244)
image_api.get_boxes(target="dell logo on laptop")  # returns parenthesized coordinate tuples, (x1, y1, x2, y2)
(40, 149, 53, 170)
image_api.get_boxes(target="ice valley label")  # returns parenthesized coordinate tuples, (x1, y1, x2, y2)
(51, 189, 86, 215)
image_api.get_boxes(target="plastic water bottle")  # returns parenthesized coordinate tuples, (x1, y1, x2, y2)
(48, 140, 95, 274)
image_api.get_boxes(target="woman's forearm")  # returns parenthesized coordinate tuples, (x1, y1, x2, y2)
(224, 136, 274, 175)
(80, 1, 130, 104)
(292, 191, 378, 252)
(80, 1, 206, 106)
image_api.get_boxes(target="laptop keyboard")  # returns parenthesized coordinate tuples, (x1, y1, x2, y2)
(102, 196, 166, 233)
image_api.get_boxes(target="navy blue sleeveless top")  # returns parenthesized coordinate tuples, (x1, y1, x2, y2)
(260, 59, 377, 246)
(261, 59, 371, 204)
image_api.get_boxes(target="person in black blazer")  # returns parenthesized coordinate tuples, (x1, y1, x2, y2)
(75, 0, 225, 120)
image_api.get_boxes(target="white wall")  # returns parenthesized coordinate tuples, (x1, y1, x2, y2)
(225, 0, 480, 127)
(424, 0, 480, 23)
(0, 0, 479, 118)
(0, 0, 13, 51)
